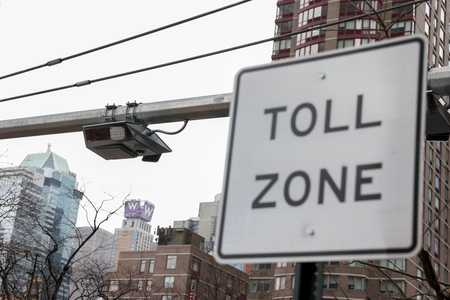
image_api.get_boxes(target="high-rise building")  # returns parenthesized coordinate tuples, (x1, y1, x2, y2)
(173, 193, 221, 253)
(109, 200, 156, 271)
(265, 1, 450, 299)
(19, 149, 82, 299)
(273, 0, 448, 66)
(69, 227, 114, 300)
(0, 149, 82, 299)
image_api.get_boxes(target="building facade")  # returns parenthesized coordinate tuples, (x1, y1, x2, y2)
(109, 200, 157, 271)
(69, 227, 115, 299)
(104, 227, 248, 300)
(268, 0, 450, 299)
(0, 149, 82, 299)
(173, 194, 221, 253)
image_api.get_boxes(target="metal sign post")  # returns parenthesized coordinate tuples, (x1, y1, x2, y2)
(293, 262, 324, 300)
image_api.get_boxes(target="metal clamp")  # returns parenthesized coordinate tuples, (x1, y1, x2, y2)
(125, 101, 139, 122)
(104, 104, 118, 122)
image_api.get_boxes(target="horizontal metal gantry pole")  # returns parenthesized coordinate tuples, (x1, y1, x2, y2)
(0, 93, 232, 140)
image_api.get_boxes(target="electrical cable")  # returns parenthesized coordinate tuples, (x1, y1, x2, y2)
(0, 0, 427, 104)
(0, 0, 252, 81)
(151, 119, 189, 135)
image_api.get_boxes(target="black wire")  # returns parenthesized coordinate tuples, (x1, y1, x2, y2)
(0, 0, 252, 81)
(0, 0, 428, 104)
(151, 119, 189, 135)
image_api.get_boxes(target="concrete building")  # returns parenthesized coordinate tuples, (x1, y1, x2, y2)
(109, 200, 156, 271)
(69, 227, 114, 299)
(173, 194, 220, 253)
(104, 227, 249, 300)
(266, 0, 450, 299)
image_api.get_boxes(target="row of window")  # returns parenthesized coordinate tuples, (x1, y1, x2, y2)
(338, 19, 380, 34)
(139, 256, 175, 273)
(277, 3, 294, 19)
(298, 5, 327, 27)
(339, 0, 379, 14)
(296, 28, 325, 45)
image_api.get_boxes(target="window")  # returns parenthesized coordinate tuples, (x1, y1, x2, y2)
(434, 261, 440, 275)
(440, 28, 445, 42)
(430, 148, 434, 161)
(338, 19, 379, 34)
(149, 259, 155, 273)
(275, 277, 286, 290)
(297, 29, 325, 46)
(164, 276, 174, 288)
(340, 0, 379, 14)
(430, 167, 433, 182)
(348, 277, 365, 291)
(436, 175, 441, 190)
(109, 280, 118, 292)
(239, 280, 247, 295)
(379, 280, 404, 294)
(252, 263, 271, 270)
(337, 38, 372, 48)
(140, 260, 146, 272)
(392, 1, 413, 16)
(138, 280, 143, 290)
(324, 261, 340, 265)
(227, 276, 234, 290)
(429, 207, 433, 221)
(292, 275, 295, 290)
(435, 236, 440, 255)
(162, 296, 172, 300)
(427, 230, 432, 247)
(275, 21, 293, 36)
(273, 39, 292, 55)
(250, 280, 270, 293)
(445, 246, 448, 263)
(391, 20, 413, 36)
(425, 21, 430, 35)
(380, 259, 406, 271)
(429, 189, 433, 201)
(440, 45, 445, 59)
(441, 7, 446, 24)
(146, 280, 152, 292)
(349, 260, 367, 267)
(192, 258, 200, 273)
(297, 42, 325, 57)
(417, 268, 423, 282)
(205, 285, 210, 297)
(436, 196, 441, 210)
(277, 262, 287, 267)
(298, 5, 328, 27)
(426, 3, 431, 16)
(206, 264, 212, 280)
(166, 256, 177, 269)
(277, 3, 294, 19)
(437, 156, 441, 171)
(323, 275, 339, 289)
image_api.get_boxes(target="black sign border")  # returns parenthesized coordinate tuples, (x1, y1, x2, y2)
(217, 36, 426, 261)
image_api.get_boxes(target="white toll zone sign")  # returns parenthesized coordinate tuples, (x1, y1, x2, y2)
(214, 36, 427, 264)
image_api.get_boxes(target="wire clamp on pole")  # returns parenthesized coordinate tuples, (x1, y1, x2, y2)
(104, 103, 118, 122)
(125, 101, 139, 122)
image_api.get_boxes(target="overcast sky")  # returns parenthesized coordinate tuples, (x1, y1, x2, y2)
(0, 0, 276, 234)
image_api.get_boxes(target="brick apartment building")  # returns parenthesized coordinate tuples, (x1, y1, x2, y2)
(262, 0, 450, 299)
(104, 228, 248, 300)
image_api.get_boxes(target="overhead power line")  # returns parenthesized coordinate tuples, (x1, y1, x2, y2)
(0, 0, 252, 81)
(0, 0, 427, 104)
